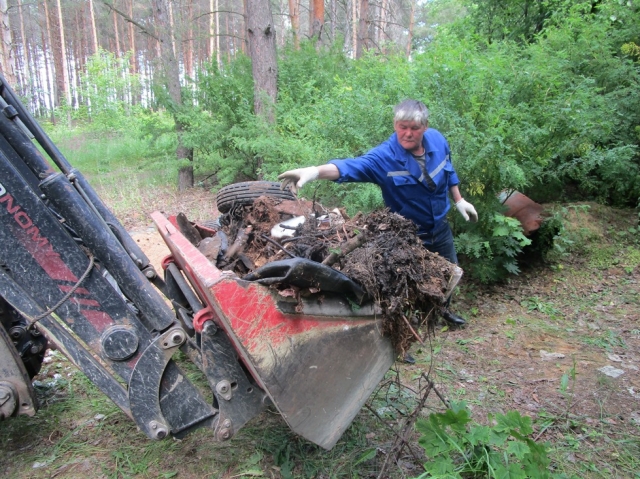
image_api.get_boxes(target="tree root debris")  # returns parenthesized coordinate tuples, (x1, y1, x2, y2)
(188, 196, 460, 352)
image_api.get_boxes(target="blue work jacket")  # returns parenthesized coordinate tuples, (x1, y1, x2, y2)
(328, 128, 460, 235)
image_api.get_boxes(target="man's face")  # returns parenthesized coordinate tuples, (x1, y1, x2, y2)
(394, 120, 428, 154)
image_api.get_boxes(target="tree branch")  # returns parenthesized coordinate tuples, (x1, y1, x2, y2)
(192, 9, 245, 22)
(101, 1, 158, 40)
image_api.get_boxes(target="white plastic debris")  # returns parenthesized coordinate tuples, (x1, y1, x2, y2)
(598, 365, 624, 378)
(628, 388, 640, 399)
(539, 350, 565, 360)
(270, 216, 306, 239)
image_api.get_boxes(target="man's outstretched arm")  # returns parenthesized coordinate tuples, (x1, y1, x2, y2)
(278, 164, 340, 194)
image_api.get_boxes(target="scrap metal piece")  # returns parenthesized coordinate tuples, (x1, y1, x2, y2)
(500, 190, 545, 236)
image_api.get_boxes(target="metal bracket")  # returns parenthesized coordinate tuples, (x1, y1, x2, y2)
(200, 321, 268, 441)
(128, 327, 188, 439)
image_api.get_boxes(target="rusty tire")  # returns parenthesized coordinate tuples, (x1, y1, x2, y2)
(215, 181, 296, 214)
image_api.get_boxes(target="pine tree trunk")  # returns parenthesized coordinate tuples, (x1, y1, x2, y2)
(246, 0, 277, 123)
(241, 0, 247, 54)
(55, 0, 71, 110)
(113, 8, 121, 57)
(356, 0, 368, 59)
(288, 0, 299, 49)
(351, 0, 357, 59)
(128, 0, 136, 73)
(209, 0, 214, 59)
(89, 0, 99, 53)
(224, 10, 232, 63)
(311, 0, 324, 40)
(0, 0, 17, 86)
(379, 0, 388, 49)
(215, 0, 220, 67)
(185, 0, 193, 77)
(75, 9, 84, 107)
(152, 0, 193, 190)
(406, 0, 415, 58)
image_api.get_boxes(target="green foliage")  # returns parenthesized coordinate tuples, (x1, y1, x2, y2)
(77, 49, 144, 130)
(459, 0, 569, 44)
(454, 212, 531, 282)
(414, 402, 560, 478)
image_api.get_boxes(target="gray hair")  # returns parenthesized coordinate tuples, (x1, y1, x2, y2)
(393, 99, 429, 126)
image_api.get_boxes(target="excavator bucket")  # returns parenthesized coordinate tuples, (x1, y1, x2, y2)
(152, 212, 395, 450)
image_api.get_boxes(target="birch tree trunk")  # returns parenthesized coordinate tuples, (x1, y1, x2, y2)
(330, 0, 336, 41)
(41, 1, 56, 118)
(246, 0, 277, 123)
(168, 0, 176, 57)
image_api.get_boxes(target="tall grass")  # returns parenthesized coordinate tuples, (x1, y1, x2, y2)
(43, 117, 179, 220)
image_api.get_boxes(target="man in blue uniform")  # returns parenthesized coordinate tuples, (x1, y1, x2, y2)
(278, 99, 477, 328)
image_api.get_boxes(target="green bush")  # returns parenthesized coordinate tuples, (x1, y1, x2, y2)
(414, 402, 560, 478)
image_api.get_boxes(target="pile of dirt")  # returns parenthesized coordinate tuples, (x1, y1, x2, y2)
(192, 196, 460, 352)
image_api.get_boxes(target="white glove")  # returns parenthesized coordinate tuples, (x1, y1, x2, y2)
(278, 166, 319, 194)
(455, 199, 478, 222)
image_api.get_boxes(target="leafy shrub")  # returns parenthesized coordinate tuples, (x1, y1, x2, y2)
(414, 402, 560, 478)
(454, 212, 531, 282)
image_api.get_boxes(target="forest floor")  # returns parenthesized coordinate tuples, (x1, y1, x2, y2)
(1, 186, 639, 479)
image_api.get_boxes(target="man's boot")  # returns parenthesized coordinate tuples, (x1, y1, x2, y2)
(441, 309, 466, 327)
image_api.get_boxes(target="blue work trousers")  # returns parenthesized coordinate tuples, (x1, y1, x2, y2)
(419, 221, 458, 265)
(420, 221, 458, 309)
